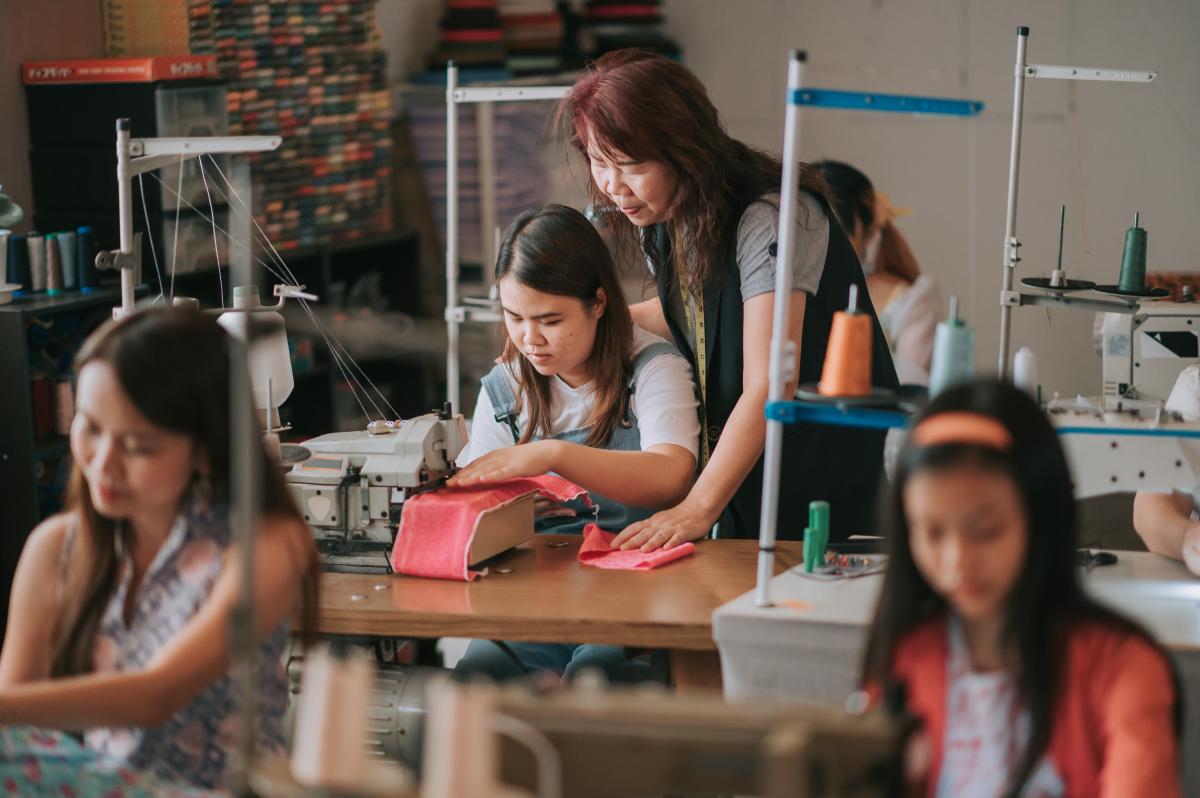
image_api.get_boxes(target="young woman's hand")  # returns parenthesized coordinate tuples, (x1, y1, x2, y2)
(610, 499, 717, 552)
(447, 441, 560, 487)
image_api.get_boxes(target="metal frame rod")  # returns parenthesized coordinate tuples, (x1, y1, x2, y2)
(755, 50, 807, 608)
(446, 62, 461, 412)
(997, 26, 1030, 376)
(228, 159, 260, 797)
(115, 119, 136, 318)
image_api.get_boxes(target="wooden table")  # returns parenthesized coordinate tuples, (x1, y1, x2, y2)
(310, 534, 803, 690)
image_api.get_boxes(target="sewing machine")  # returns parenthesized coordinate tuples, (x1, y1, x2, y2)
(276, 672, 918, 798)
(286, 405, 469, 573)
(1100, 298, 1200, 408)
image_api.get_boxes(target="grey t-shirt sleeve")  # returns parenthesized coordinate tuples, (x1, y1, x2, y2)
(736, 191, 829, 299)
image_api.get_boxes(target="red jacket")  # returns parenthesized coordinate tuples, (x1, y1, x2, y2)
(888, 614, 1180, 797)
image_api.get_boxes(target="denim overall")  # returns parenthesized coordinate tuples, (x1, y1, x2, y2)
(455, 340, 679, 683)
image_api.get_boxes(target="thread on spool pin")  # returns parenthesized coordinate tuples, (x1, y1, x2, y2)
(818, 284, 872, 397)
(77, 226, 96, 291)
(27, 233, 45, 292)
(57, 232, 77, 289)
(929, 296, 974, 397)
(45, 233, 62, 295)
(8, 234, 29, 293)
(1013, 347, 1038, 398)
(1117, 211, 1148, 293)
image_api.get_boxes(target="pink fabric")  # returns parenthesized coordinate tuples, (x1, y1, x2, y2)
(577, 524, 696, 570)
(390, 475, 590, 581)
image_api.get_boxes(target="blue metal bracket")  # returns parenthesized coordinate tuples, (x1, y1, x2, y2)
(790, 89, 984, 117)
(765, 400, 911, 430)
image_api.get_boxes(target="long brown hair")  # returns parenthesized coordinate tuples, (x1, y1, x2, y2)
(495, 205, 634, 448)
(560, 48, 825, 293)
(51, 307, 318, 677)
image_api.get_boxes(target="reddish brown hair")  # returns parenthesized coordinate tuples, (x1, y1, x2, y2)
(560, 49, 821, 292)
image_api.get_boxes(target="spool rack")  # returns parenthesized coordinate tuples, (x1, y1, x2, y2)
(995, 27, 1158, 375)
(755, 53, 982, 607)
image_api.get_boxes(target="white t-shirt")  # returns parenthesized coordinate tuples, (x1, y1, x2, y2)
(460, 326, 700, 466)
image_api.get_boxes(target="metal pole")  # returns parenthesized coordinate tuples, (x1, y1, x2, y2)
(478, 101, 497, 277)
(997, 26, 1029, 376)
(755, 50, 806, 608)
(228, 158, 259, 796)
(115, 119, 135, 318)
(446, 63, 461, 412)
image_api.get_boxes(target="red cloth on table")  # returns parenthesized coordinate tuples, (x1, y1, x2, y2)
(577, 524, 696, 570)
(390, 474, 590, 581)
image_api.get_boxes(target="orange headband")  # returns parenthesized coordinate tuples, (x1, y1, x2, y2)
(910, 412, 1013, 451)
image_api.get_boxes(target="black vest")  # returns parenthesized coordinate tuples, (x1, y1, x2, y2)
(649, 190, 899, 540)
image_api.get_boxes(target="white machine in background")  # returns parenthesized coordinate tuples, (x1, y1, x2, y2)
(286, 405, 468, 573)
(1100, 299, 1200, 407)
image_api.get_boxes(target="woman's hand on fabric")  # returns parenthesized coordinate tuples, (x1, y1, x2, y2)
(610, 500, 717, 552)
(447, 441, 560, 487)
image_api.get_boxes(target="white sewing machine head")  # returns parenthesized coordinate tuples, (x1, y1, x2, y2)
(1101, 296, 1200, 408)
(286, 405, 468, 573)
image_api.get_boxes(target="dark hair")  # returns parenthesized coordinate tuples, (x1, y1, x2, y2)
(862, 379, 1176, 795)
(814, 160, 875, 236)
(814, 159, 919, 283)
(560, 48, 825, 293)
(495, 204, 634, 448)
(51, 307, 317, 677)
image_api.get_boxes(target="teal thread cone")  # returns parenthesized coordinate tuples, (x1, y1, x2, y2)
(1117, 212, 1148, 292)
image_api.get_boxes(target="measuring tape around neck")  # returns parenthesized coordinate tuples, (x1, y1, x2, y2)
(674, 224, 710, 466)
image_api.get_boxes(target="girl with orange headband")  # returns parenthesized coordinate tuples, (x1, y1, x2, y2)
(864, 379, 1180, 797)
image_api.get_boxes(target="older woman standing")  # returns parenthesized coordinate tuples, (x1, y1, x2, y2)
(561, 49, 898, 548)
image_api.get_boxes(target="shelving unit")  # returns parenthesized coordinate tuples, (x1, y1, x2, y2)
(0, 287, 135, 638)
(441, 64, 570, 412)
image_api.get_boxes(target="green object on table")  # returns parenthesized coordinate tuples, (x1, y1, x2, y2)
(1117, 211, 1148, 293)
(802, 500, 830, 572)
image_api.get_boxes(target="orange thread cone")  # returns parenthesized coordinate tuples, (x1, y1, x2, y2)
(819, 310, 872, 397)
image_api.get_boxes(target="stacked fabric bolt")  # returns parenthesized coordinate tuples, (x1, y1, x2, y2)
(583, 0, 680, 60)
(427, 0, 506, 71)
(499, 0, 564, 75)
(187, 0, 394, 252)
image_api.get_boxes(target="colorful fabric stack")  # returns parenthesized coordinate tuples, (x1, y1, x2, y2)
(187, 0, 394, 252)
(499, 0, 564, 75)
(427, 0, 506, 73)
(583, 0, 679, 60)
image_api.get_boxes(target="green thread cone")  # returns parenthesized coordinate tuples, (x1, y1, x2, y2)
(1118, 213, 1148, 292)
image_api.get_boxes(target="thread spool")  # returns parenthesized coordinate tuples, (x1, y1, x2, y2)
(57, 231, 77, 290)
(1117, 211, 1148, 293)
(27, 233, 45, 292)
(45, 233, 62, 295)
(76, 226, 97, 290)
(8, 233, 29, 292)
(31, 376, 53, 436)
(929, 296, 974, 397)
(818, 285, 873, 397)
(803, 500, 830, 573)
(54, 379, 74, 436)
(290, 643, 374, 790)
(1013, 346, 1038, 398)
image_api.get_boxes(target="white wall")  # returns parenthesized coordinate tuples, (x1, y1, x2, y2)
(661, 0, 1200, 397)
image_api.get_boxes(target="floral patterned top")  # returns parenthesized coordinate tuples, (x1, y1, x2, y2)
(78, 499, 291, 790)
